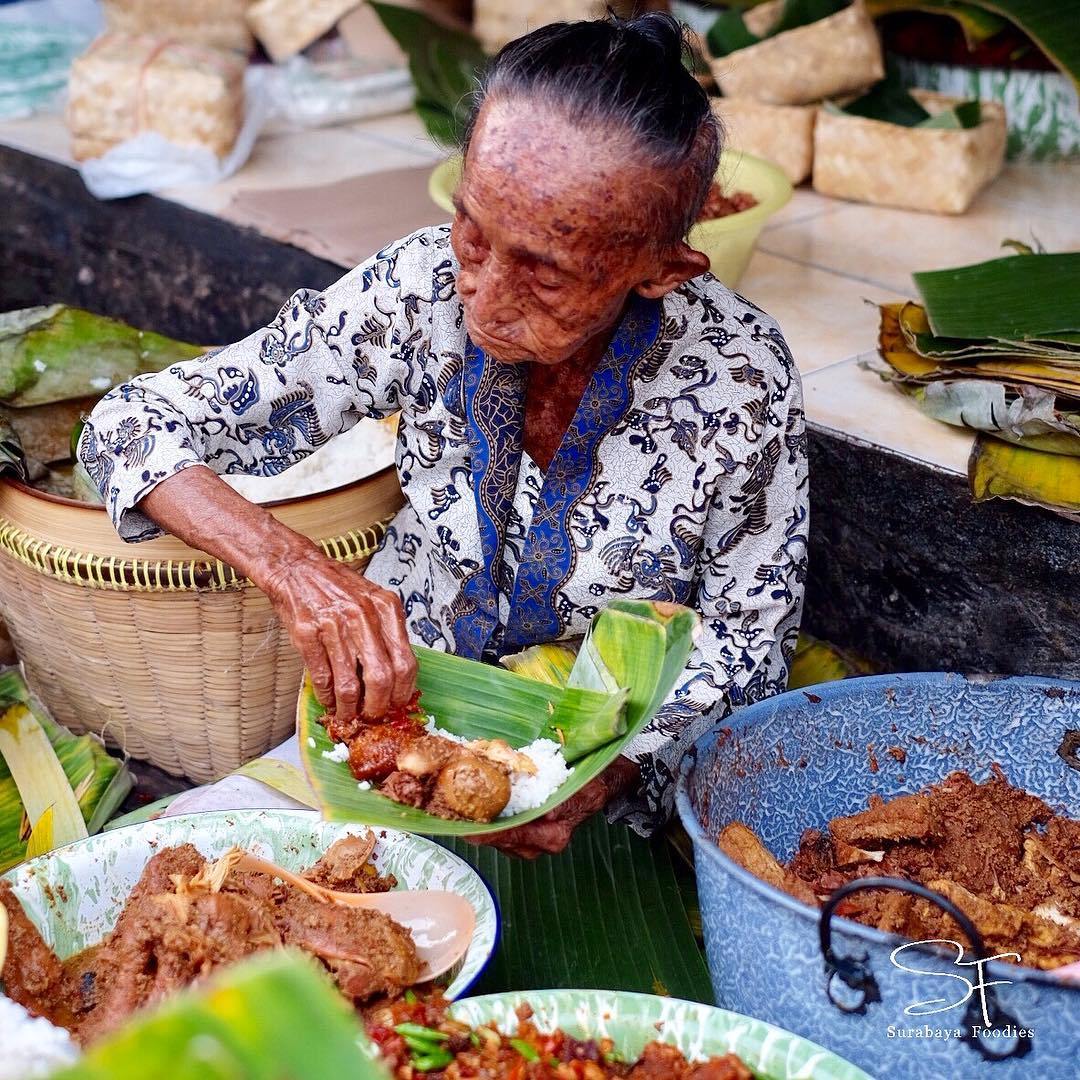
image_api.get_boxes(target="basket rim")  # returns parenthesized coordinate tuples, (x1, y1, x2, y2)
(0, 461, 397, 513)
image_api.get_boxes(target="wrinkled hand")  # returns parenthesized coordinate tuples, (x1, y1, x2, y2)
(474, 757, 641, 859)
(257, 546, 416, 721)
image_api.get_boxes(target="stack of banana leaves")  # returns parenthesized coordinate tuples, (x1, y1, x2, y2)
(0, 305, 205, 499)
(0, 667, 131, 872)
(869, 247, 1080, 518)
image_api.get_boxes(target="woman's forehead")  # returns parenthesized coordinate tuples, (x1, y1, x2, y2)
(461, 98, 653, 247)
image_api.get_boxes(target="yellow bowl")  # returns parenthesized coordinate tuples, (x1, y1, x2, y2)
(427, 148, 792, 289)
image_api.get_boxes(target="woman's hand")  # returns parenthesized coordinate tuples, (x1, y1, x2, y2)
(475, 756, 641, 859)
(257, 547, 417, 721)
(138, 465, 416, 721)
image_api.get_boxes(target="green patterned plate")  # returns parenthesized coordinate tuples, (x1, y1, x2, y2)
(0, 808, 498, 999)
(449, 990, 872, 1080)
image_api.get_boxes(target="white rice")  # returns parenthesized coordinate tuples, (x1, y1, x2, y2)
(423, 720, 572, 817)
(0, 997, 78, 1079)
(322, 741, 350, 763)
(223, 419, 397, 504)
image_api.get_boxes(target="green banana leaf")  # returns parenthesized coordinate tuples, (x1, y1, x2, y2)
(969, 433, 1080, 518)
(913, 252, 1080, 342)
(707, 0, 845, 57)
(0, 668, 132, 872)
(825, 74, 981, 128)
(299, 602, 698, 836)
(0, 305, 204, 409)
(443, 813, 714, 1002)
(368, 2, 486, 145)
(48, 950, 390, 1080)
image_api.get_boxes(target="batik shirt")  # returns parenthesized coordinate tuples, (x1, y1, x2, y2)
(80, 226, 809, 835)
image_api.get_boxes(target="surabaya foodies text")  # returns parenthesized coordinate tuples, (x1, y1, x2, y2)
(887, 1024, 1035, 1040)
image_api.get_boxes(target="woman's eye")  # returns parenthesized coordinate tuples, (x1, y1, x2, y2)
(534, 271, 566, 291)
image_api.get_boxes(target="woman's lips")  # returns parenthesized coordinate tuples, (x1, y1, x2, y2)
(470, 325, 529, 360)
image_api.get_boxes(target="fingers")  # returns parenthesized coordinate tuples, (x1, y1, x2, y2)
(320, 619, 364, 721)
(365, 588, 417, 708)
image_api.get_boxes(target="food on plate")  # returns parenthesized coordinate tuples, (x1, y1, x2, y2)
(0, 833, 421, 1044)
(320, 698, 572, 823)
(696, 183, 758, 221)
(366, 997, 754, 1079)
(719, 767, 1080, 969)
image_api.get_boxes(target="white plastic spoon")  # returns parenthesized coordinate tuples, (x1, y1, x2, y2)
(232, 851, 476, 982)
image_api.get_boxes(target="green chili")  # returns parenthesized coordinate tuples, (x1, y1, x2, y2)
(509, 1038, 540, 1061)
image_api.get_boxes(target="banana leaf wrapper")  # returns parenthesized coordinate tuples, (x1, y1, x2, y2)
(299, 602, 699, 836)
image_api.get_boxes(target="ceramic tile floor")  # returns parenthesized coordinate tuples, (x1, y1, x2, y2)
(2, 108, 1077, 480)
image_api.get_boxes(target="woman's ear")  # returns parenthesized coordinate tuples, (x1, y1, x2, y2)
(634, 241, 711, 299)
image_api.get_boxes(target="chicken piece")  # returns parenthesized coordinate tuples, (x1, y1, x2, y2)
(347, 723, 422, 782)
(381, 769, 434, 809)
(303, 833, 394, 894)
(275, 890, 420, 1002)
(717, 823, 817, 905)
(396, 734, 457, 777)
(0, 881, 67, 1021)
(426, 751, 511, 822)
(830, 793, 937, 848)
(468, 738, 537, 776)
(833, 839, 885, 868)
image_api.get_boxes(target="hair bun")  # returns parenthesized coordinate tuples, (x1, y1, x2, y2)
(623, 11, 686, 70)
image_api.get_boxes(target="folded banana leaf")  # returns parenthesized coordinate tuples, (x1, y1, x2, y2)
(0, 305, 204, 409)
(875, 304, 1080, 396)
(299, 602, 699, 836)
(913, 253, 1080, 342)
(969, 434, 1080, 520)
(0, 668, 132, 872)
(49, 949, 390, 1080)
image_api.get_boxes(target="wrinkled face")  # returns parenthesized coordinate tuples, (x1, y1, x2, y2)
(452, 98, 692, 366)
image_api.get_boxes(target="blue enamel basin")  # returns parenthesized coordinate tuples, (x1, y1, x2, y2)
(676, 673, 1080, 1080)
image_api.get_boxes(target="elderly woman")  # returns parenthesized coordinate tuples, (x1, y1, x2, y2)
(79, 14, 807, 853)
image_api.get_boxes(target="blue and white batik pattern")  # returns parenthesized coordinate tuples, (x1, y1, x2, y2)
(80, 226, 809, 835)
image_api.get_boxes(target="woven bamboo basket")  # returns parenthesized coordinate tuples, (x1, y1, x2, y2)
(0, 467, 404, 782)
(473, 0, 610, 54)
(812, 90, 1007, 213)
(708, 0, 883, 107)
(712, 97, 817, 184)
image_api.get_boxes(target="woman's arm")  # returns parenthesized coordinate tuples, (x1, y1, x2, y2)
(139, 465, 415, 720)
(608, 366, 810, 836)
(78, 230, 441, 717)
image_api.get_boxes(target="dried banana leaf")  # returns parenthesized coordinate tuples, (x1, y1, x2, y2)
(969, 434, 1080, 519)
(913, 253, 1080, 341)
(895, 379, 1080, 455)
(788, 632, 874, 688)
(0, 305, 204, 409)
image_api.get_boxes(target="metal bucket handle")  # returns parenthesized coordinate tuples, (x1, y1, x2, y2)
(819, 876, 1032, 1062)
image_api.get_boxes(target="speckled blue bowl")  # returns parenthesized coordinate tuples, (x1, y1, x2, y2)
(676, 673, 1080, 1080)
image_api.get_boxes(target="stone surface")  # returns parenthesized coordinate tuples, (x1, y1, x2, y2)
(806, 428, 1080, 678)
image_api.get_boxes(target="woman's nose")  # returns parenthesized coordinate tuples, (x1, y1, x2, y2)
(463, 255, 519, 327)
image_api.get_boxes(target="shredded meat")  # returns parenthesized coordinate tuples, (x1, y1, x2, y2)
(696, 184, 758, 221)
(720, 769, 1080, 969)
(346, 723, 423, 782)
(1, 836, 420, 1045)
